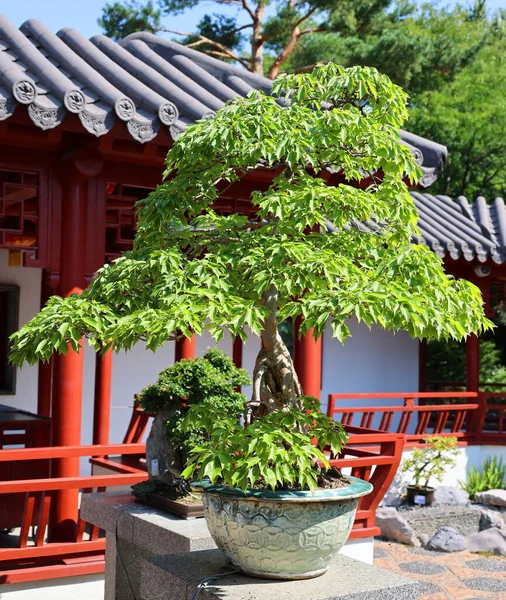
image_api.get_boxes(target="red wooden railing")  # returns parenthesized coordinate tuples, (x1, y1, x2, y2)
(328, 391, 506, 447)
(329, 426, 404, 538)
(0, 422, 403, 583)
(0, 443, 146, 585)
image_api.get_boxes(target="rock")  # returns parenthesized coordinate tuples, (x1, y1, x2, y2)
(381, 493, 403, 508)
(418, 533, 429, 547)
(475, 504, 506, 531)
(376, 507, 420, 546)
(426, 526, 467, 552)
(469, 528, 506, 555)
(434, 486, 469, 506)
(474, 490, 506, 507)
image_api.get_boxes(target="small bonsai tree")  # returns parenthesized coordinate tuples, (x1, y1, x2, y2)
(10, 64, 492, 491)
(133, 349, 250, 499)
(401, 435, 459, 489)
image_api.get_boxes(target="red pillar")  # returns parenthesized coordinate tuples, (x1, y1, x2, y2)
(175, 335, 195, 361)
(418, 339, 427, 393)
(93, 348, 113, 446)
(293, 318, 322, 401)
(466, 334, 480, 392)
(233, 336, 243, 369)
(37, 272, 53, 417)
(49, 147, 103, 542)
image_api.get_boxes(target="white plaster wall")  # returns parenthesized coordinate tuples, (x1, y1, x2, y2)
(0, 250, 41, 414)
(321, 319, 419, 421)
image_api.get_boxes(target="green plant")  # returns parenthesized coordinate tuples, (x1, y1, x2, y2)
(401, 435, 459, 488)
(181, 395, 348, 491)
(136, 348, 249, 461)
(10, 64, 491, 492)
(460, 456, 506, 499)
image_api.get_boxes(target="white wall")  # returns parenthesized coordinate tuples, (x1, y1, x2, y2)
(0, 250, 41, 414)
(321, 319, 419, 418)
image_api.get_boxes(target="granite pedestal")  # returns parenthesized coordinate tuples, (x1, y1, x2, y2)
(141, 549, 419, 600)
(80, 492, 216, 600)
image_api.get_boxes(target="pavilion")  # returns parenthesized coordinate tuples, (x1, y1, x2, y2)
(0, 13, 504, 583)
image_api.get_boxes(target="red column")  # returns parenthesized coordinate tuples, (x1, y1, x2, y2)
(293, 318, 322, 400)
(37, 272, 53, 417)
(466, 334, 480, 392)
(93, 348, 113, 446)
(418, 339, 427, 393)
(175, 335, 195, 361)
(233, 336, 243, 369)
(49, 147, 103, 542)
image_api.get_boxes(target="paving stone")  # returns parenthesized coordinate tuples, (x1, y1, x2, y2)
(409, 547, 445, 557)
(415, 581, 442, 596)
(399, 561, 447, 575)
(463, 577, 506, 592)
(466, 557, 506, 572)
(373, 548, 387, 558)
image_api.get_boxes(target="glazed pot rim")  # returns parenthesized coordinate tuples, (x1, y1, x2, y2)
(192, 475, 373, 502)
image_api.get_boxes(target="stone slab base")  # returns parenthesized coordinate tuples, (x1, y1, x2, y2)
(141, 549, 419, 600)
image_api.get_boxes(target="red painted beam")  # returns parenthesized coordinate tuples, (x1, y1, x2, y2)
(0, 559, 104, 585)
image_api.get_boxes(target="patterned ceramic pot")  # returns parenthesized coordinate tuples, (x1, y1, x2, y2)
(195, 476, 372, 580)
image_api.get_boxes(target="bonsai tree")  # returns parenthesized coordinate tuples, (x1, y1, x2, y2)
(401, 435, 459, 489)
(133, 349, 250, 498)
(10, 63, 492, 491)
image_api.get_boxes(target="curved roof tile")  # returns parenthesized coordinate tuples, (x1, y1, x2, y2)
(0, 14, 447, 173)
(412, 193, 506, 264)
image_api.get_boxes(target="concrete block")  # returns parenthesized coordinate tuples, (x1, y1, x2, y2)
(140, 549, 419, 600)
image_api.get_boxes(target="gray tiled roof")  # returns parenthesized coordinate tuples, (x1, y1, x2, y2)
(0, 15, 446, 186)
(412, 193, 506, 263)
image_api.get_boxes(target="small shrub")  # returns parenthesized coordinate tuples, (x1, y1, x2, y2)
(401, 435, 458, 488)
(460, 456, 506, 499)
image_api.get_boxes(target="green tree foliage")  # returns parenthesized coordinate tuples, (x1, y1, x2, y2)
(9, 66, 492, 489)
(99, 0, 403, 77)
(408, 35, 506, 199)
(427, 338, 506, 389)
(136, 349, 249, 458)
(98, 0, 161, 39)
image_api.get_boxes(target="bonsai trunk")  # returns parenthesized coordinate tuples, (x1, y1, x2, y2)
(247, 285, 303, 420)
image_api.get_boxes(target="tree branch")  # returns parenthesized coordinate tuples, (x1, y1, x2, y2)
(159, 28, 252, 69)
(241, 0, 257, 23)
(267, 6, 320, 79)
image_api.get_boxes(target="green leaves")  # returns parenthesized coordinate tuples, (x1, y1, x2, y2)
(10, 63, 491, 374)
(181, 396, 348, 491)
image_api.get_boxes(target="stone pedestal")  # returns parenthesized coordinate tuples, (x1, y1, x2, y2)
(141, 549, 419, 600)
(80, 492, 216, 600)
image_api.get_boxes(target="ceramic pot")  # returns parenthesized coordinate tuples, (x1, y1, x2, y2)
(194, 476, 372, 580)
(406, 485, 435, 506)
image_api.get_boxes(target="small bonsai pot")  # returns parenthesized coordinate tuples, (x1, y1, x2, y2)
(142, 493, 205, 519)
(194, 476, 372, 580)
(406, 485, 435, 506)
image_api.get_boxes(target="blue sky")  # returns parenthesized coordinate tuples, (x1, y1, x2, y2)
(2, 0, 505, 40)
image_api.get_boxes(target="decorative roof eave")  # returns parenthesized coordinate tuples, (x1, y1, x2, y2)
(412, 192, 506, 264)
(0, 14, 447, 180)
